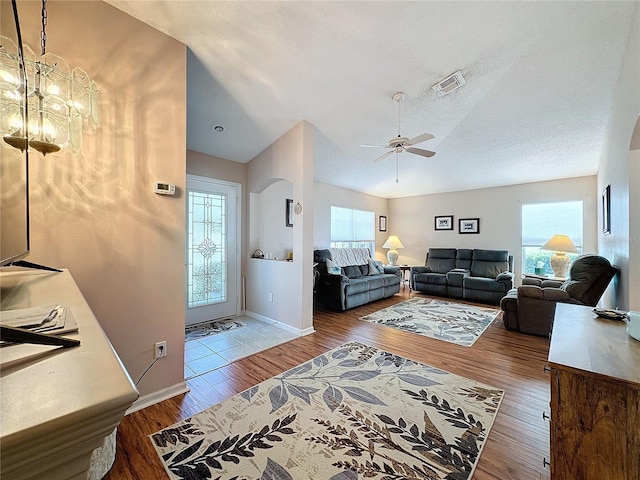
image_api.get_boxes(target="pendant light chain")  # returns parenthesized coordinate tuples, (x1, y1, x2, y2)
(40, 0, 47, 56)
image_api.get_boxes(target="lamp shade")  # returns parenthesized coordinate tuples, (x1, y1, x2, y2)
(541, 235, 579, 253)
(382, 236, 404, 249)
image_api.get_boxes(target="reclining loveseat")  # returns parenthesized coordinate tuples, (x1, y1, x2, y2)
(410, 248, 514, 305)
(314, 248, 401, 311)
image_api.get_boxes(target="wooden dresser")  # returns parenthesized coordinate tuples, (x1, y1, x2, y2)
(548, 303, 640, 479)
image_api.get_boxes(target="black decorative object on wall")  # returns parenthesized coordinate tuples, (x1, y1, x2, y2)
(286, 199, 293, 227)
(602, 185, 611, 235)
(459, 218, 480, 234)
(434, 215, 454, 230)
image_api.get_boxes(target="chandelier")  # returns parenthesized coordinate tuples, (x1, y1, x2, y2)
(0, 0, 99, 156)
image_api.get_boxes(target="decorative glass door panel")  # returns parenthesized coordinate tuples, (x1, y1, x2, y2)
(187, 191, 226, 308)
(186, 176, 239, 326)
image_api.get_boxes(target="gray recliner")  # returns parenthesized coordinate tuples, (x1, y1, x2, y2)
(501, 254, 618, 337)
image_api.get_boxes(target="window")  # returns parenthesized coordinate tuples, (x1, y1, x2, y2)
(521, 201, 583, 275)
(330, 206, 375, 254)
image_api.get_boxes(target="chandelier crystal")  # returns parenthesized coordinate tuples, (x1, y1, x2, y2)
(0, 0, 99, 156)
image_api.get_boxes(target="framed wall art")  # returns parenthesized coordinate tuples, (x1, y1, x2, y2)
(434, 215, 454, 230)
(379, 215, 387, 232)
(602, 184, 611, 235)
(459, 218, 480, 234)
(286, 199, 293, 227)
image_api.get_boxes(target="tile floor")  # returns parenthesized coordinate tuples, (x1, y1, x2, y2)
(184, 315, 298, 380)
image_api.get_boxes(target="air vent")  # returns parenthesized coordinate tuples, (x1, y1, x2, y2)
(432, 71, 466, 96)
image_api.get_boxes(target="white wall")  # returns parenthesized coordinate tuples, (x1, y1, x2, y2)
(313, 182, 389, 263)
(246, 122, 314, 334)
(388, 177, 598, 285)
(254, 180, 294, 260)
(630, 148, 640, 310)
(597, 6, 640, 310)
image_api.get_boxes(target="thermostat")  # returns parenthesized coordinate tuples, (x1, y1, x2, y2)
(153, 181, 175, 195)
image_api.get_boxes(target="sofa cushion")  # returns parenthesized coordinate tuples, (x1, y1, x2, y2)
(414, 272, 447, 285)
(345, 276, 385, 295)
(326, 259, 341, 275)
(343, 265, 365, 278)
(471, 260, 509, 278)
(455, 249, 473, 270)
(426, 248, 457, 273)
(471, 249, 509, 277)
(368, 259, 385, 275)
(381, 273, 402, 287)
(464, 276, 508, 292)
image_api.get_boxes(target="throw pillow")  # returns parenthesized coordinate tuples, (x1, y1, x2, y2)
(326, 259, 341, 275)
(368, 259, 385, 275)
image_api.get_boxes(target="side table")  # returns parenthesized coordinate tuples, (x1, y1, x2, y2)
(396, 265, 411, 290)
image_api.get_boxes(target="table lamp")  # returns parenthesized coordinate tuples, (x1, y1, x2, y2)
(382, 235, 404, 265)
(541, 234, 578, 278)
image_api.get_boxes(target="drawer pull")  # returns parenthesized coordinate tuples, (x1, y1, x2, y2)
(543, 457, 550, 468)
(542, 411, 550, 421)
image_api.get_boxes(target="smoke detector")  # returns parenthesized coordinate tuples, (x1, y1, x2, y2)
(432, 71, 466, 96)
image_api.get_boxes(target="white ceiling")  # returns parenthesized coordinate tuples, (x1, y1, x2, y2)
(104, 1, 637, 198)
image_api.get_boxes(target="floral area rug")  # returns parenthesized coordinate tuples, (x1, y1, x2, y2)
(185, 319, 244, 342)
(359, 298, 499, 347)
(151, 342, 504, 479)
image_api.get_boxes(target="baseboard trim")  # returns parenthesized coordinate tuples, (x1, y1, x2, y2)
(244, 310, 315, 337)
(126, 382, 190, 415)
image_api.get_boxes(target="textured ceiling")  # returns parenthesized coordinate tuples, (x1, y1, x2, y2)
(104, 1, 637, 198)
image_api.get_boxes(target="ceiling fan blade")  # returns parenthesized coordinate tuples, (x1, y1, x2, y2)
(405, 146, 436, 158)
(360, 144, 388, 148)
(406, 133, 435, 146)
(372, 150, 394, 163)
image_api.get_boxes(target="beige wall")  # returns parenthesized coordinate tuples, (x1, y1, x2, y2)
(598, 6, 639, 311)
(246, 122, 314, 334)
(389, 177, 598, 284)
(3, 1, 187, 397)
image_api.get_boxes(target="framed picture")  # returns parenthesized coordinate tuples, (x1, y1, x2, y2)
(379, 215, 387, 232)
(285, 199, 293, 227)
(602, 185, 611, 235)
(434, 215, 454, 230)
(459, 218, 480, 234)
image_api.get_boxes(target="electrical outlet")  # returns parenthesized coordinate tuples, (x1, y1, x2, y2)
(155, 341, 167, 359)
(268, 292, 273, 302)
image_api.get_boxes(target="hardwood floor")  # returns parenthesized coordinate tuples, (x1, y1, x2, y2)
(106, 290, 552, 479)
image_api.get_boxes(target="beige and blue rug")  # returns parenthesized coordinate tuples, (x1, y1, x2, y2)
(151, 342, 504, 479)
(185, 319, 244, 342)
(360, 298, 499, 347)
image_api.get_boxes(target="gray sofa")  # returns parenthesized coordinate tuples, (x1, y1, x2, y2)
(314, 248, 401, 311)
(410, 248, 514, 305)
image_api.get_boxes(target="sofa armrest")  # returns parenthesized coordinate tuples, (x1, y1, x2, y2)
(319, 273, 349, 288)
(410, 266, 430, 275)
(496, 271, 514, 281)
(383, 266, 402, 277)
(522, 276, 563, 288)
(518, 285, 571, 302)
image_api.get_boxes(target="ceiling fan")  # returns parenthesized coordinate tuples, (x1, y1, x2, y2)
(361, 92, 436, 163)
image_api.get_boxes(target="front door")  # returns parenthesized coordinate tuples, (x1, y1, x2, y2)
(185, 175, 240, 326)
